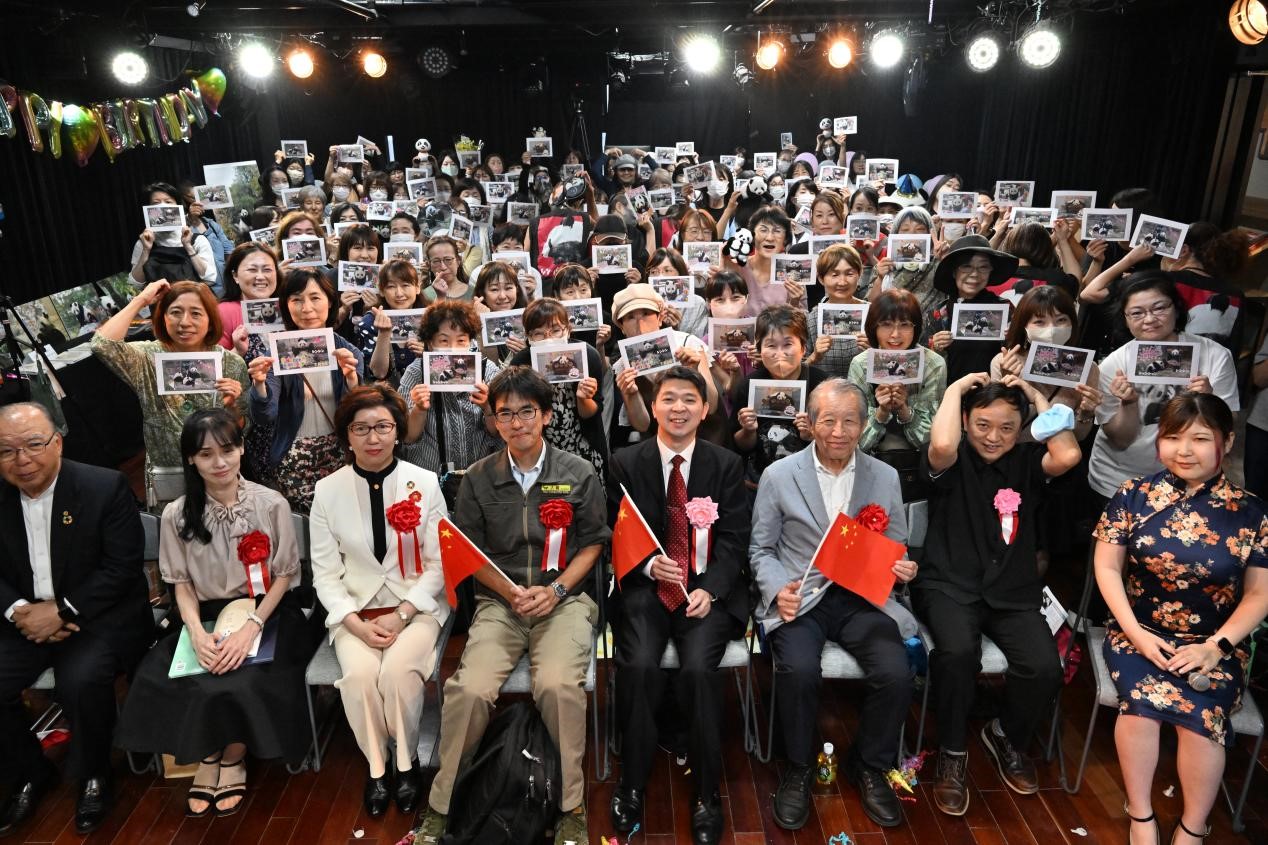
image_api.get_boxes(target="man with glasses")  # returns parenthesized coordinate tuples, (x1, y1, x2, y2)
(0, 403, 151, 835)
(419, 367, 610, 845)
(750, 380, 917, 831)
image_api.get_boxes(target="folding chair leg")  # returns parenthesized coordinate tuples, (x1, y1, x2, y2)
(915, 675, 930, 753)
(1060, 691, 1101, 793)
(1224, 728, 1264, 833)
(752, 668, 775, 764)
(287, 684, 322, 775)
(593, 678, 610, 782)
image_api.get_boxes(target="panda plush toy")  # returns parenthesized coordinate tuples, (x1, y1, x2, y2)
(743, 174, 769, 201)
(725, 228, 755, 266)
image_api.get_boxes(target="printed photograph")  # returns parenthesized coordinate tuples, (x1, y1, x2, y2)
(202, 160, 263, 235)
(143, 204, 185, 232)
(269, 329, 336, 375)
(866, 159, 899, 183)
(1129, 341, 1199, 385)
(193, 184, 232, 209)
(888, 234, 933, 265)
(951, 303, 1009, 341)
(563, 298, 603, 332)
(818, 164, 849, 187)
(1131, 215, 1190, 260)
(560, 164, 584, 181)
(675, 141, 695, 157)
(649, 275, 692, 306)
(365, 201, 394, 221)
(338, 261, 380, 292)
(867, 348, 925, 385)
(480, 309, 526, 347)
(626, 186, 650, 215)
(531, 342, 589, 384)
(649, 188, 675, 211)
(467, 204, 492, 226)
(818, 304, 868, 339)
(457, 150, 481, 169)
(337, 144, 365, 163)
(993, 180, 1035, 207)
(592, 244, 633, 274)
(619, 329, 678, 378)
(279, 188, 303, 209)
(496, 250, 532, 275)
(249, 226, 278, 246)
(749, 379, 806, 419)
(1010, 207, 1055, 227)
(753, 153, 777, 174)
(483, 181, 515, 203)
(241, 298, 284, 334)
(447, 215, 474, 243)
(779, 132, 793, 148)
(937, 191, 977, 220)
(526, 136, 554, 158)
(1081, 208, 1132, 241)
(383, 242, 423, 267)
(282, 236, 326, 267)
(809, 235, 850, 254)
(708, 318, 756, 353)
(424, 351, 479, 391)
(655, 146, 676, 164)
(684, 241, 722, 268)
(155, 352, 222, 396)
(833, 116, 858, 135)
(281, 140, 307, 160)
(771, 254, 815, 285)
(507, 203, 539, 226)
(1022, 342, 1094, 388)
(407, 178, 437, 200)
(1051, 190, 1096, 221)
(846, 215, 881, 241)
(683, 162, 716, 188)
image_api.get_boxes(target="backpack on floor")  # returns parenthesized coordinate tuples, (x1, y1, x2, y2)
(440, 701, 562, 845)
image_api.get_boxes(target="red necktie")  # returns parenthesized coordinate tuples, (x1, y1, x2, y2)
(659, 455, 689, 611)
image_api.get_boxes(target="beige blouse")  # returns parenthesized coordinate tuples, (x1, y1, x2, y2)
(160, 479, 300, 602)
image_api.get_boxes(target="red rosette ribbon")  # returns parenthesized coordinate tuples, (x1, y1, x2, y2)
(237, 529, 272, 597)
(856, 503, 890, 535)
(386, 490, 425, 578)
(539, 499, 574, 572)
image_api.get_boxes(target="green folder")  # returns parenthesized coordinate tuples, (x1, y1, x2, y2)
(168, 618, 278, 678)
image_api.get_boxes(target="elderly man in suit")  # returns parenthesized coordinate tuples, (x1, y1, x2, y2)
(0, 403, 152, 835)
(751, 379, 918, 831)
(607, 365, 750, 845)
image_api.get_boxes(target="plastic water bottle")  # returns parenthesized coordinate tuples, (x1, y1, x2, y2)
(816, 742, 838, 787)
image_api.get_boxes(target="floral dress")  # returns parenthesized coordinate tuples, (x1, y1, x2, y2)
(1093, 470, 1268, 745)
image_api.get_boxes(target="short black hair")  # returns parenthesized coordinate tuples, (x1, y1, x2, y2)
(963, 382, 1029, 422)
(653, 365, 706, 401)
(280, 268, 339, 330)
(1117, 270, 1188, 333)
(334, 384, 409, 453)
(143, 181, 181, 204)
(487, 365, 554, 413)
(704, 270, 748, 300)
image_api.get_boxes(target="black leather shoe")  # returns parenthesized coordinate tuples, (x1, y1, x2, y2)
(980, 719, 1039, 795)
(772, 763, 814, 830)
(0, 765, 56, 837)
(74, 776, 113, 835)
(690, 792, 723, 844)
(847, 759, 902, 828)
(394, 760, 422, 815)
(363, 773, 392, 817)
(609, 784, 644, 834)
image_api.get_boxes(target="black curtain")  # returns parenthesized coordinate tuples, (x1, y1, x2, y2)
(0, 3, 1236, 305)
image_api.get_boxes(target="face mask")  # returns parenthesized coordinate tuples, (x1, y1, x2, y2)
(390, 233, 415, 243)
(157, 230, 181, 247)
(441, 164, 459, 178)
(270, 182, 288, 194)
(533, 175, 550, 190)
(435, 190, 451, 203)
(287, 170, 304, 185)
(795, 193, 814, 207)
(332, 186, 350, 200)
(370, 189, 388, 201)
(777, 160, 792, 176)
(1026, 324, 1072, 346)
(708, 180, 727, 198)
(769, 186, 787, 201)
(879, 213, 896, 229)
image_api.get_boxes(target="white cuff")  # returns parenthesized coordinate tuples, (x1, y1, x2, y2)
(6, 599, 30, 623)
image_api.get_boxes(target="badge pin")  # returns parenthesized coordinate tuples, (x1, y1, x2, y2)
(61, 511, 72, 525)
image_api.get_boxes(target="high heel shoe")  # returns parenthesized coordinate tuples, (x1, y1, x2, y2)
(1124, 802, 1160, 845)
(1169, 818, 1210, 845)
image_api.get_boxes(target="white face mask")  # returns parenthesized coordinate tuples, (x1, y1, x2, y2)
(708, 180, 727, 198)
(270, 181, 288, 194)
(435, 190, 451, 203)
(389, 233, 415, 243)
(769, 186, 787, 201)
(441, 164, 459, 178)
(370, 189, 388, 201)
(1026, 324, 1072, 346)
(287, 170, 304, 185)
(157, 230, 181, 247)
(795, 193, 814, 207)
(332, 186, 350, 200)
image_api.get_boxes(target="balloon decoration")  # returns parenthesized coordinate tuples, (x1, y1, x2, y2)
(0, 67, 225, 166)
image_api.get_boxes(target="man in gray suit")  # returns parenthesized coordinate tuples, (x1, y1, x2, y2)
(750, 379, 918, 831)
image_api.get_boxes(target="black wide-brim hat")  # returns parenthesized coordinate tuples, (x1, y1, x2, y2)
(932, 234, 1019, 296)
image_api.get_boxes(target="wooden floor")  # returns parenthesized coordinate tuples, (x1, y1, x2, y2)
(9, 627, 1267, 845)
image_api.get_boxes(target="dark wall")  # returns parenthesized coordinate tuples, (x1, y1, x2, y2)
(0, 3, 1236, 304)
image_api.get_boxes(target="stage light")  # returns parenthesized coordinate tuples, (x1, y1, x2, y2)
(186, 2, 202, 17)
(733, 63, 753, 86)
(111, 51, 148, 85)
(238, 42, 275, 79)
(870, 31, 904, 69)
(756, 39, 784, 70)
(1018, 24, 1061, 69)
(286, 48, 314, 79)
(965, 34, 1001, 72)
(827, 39, 853, 69)
(682, 35, 722, 74)
(1231, 1, 1268, 45)
(418, 45, 453, 79)
(362, 50, 388, 78)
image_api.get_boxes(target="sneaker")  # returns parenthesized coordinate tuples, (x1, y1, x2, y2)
(412, 806, 447, 844)
(980, 718, 1039, 795)
(932, 749, 969, 816)
(554, 803, 588, 845)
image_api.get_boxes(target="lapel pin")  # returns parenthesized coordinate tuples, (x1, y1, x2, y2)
(61, 511, 72, 525)
(406, 480, 415, 490)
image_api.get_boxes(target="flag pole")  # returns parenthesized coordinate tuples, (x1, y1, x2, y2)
(798, 512, 840, 597)
(619, 482, 691, 601)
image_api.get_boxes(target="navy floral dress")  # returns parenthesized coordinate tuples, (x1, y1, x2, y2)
(1094, 470, 1268, 745)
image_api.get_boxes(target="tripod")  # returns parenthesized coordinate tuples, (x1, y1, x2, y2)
(568, 95, 592, 165)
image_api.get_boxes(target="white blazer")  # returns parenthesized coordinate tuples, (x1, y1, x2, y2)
(309, 461, 450, 636)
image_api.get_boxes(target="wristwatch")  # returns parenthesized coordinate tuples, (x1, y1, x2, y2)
(1212, 636, 1234, 656)
(396, 608, 411, 624)
(55, 597, 78, 623)
(550, 581, 568, 601)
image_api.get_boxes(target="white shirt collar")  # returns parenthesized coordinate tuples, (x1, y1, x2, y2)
(19, 477, 57, 506)
(812, 444, 856, 478)
(508, 442, 548, 476)
(656, 436, 697, 469)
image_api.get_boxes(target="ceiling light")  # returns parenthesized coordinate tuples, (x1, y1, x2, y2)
(419, 45, 453, 79)
(111, 51, 148, 85)
(966, 34, 1001, 72)
(827, 39, 853, 69)
(238, 42, 275, 79)
(870, 30, 904, 69)
(756, 39, 784, 70)
(286, 48, 314, 79)
(682, 35, 722, 74)
(1230, 1, 1268, 45)
(1018, 24, 1061, 69)
(362, 50, 387, 78)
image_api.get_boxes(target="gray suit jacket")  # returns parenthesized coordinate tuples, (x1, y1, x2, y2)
(749, 445, 916, 637)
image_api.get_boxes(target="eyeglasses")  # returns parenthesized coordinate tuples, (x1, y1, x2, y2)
(528, 326, 568, 343)
(956, 262, 993, 277)
(1125, 301, 1174, 322)
(877, 320, 916, 332)
(0, 433, 56, 463)
(348, 421, 397, 437)
(492, 406, 541, 424)
(428, 256, 457, 267)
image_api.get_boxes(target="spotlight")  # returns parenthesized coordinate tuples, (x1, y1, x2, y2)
(733, 63, 753, 86)
(186, 2, 202, 17)
(965, 34, 1001, 72)
(111, 50, 148, 85)
(1018, 23, 1061, 69)
(870, 30, 905, 69)
(682, 34, 722, 74)
(238, 42, 275, 79)
(1231, 1, 1268, 45)
(362, 50, 388, 78)
(418, 45, 453, 79)
(286, 48, 314, 79)
(827, 39, 853, 69)
(756, 39, 784, 70)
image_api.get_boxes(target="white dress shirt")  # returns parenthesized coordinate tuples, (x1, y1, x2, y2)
(644, 437, 698, 577)
(509, 442, 548, 492)
(5, 478, 58, 622)
(813, 444, 856, 520)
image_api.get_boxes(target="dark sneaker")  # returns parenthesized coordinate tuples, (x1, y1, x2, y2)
(980, 719, 1039, 794)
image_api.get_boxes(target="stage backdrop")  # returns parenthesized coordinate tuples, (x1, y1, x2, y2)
(0, 2, 1237, 303)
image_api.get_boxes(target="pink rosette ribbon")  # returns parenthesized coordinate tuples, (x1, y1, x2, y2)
(993, 488, 1021, 546)
(684, 497, 719, 575)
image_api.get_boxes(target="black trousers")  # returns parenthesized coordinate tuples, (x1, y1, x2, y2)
(911, 589, 1063, 753)
(614, 586, 742, 797)
(767, 586, 912, 770)
(0, 630, 123, 783)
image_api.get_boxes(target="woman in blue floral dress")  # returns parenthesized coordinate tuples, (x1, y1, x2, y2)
(1093, 393, 1268, 845)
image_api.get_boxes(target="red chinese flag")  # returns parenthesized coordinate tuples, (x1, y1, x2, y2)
(611, 492, 661, 585)
(812, 511, 906, 606)
(437, 517, 492, 609)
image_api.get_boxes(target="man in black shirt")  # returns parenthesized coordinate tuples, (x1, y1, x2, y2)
(912, 373, 1081, 816)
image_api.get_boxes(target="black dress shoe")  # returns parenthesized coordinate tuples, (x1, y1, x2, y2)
(847, 760, 902, 828)
(0, 765, 56, 837)
(74, 776, 113, 835)
(772, 763, 814, 830)
(394, 760, 422, 815)
(363, 773, 392, 817)
(609, 784, 644, 834)
(690, 792, 723, 844)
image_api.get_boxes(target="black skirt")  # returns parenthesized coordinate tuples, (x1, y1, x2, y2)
(115, 592, 318, 766)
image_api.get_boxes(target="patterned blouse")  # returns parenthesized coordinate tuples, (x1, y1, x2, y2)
(91, 335, 250, 468)
(397, 355, 504, 473)
(848, 348, 947, 453)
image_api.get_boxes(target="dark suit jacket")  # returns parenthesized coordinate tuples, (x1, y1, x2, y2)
(608, 438, 751, 625)
(0, 460, 152, 662)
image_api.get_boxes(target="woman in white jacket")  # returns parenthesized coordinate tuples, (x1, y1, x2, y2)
(309, 384, 449, 818)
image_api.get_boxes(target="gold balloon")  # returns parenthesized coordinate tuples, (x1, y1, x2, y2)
(123, 99, 146, 148)
(0, 84, 15, 139)
(46, 100, 63, 159)
(134, 97, 166, 146)
(19, 91, 49, 153)
(165, 92, 191, 141)
(91, 102, 124, 162)
(179, 85, 208, 128)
